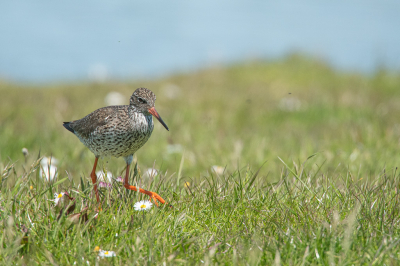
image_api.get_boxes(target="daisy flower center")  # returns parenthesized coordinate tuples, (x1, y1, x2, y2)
(105, 251, 109, 255)
(140, 204, 146, 208)
(57, 194, 63, 198)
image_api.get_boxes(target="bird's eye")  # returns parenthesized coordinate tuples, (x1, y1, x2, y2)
(138, 97, 146, 104)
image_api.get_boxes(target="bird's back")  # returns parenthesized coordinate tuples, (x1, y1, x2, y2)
(64, 105, 154, 157)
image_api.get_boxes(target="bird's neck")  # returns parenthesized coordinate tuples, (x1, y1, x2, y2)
(128, 106, 153, 128)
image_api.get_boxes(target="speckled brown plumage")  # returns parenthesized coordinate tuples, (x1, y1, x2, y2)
(65, 105, 154, 159)
(63, 87, 169, 206)
(64, 88, 168, 161)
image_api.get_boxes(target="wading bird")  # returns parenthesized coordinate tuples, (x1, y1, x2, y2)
(63, 88, 169, 205)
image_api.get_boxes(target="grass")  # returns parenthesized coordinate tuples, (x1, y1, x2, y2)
(1, 54, 400, 265)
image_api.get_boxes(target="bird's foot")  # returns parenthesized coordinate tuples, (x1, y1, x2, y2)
(146, 191, 166, 206)
(147, 191, 173, 208)
(124, 183, 167, 206)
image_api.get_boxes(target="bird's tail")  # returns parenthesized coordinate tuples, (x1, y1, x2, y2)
(63, 122, 75, 133)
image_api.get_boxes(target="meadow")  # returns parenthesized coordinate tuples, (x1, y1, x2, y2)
(1, 55, 400, 265)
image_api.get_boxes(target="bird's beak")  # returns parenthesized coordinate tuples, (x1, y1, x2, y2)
(148, 107, 169, 131)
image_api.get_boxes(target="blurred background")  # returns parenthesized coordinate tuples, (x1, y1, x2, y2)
(1, 0, 400, 184)
(1, 0, 400, 82)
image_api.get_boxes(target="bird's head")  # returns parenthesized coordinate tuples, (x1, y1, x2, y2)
(130, 88, 169, 131)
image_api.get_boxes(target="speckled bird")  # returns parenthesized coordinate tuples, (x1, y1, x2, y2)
(63, 87, 169, 205)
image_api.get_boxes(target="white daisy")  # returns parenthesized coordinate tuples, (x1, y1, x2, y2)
(40, 165, 58, 181)
(211, 165, 225, 175)
(41, 156, 59, 166)
(40, 160, 58, 181)
(104, 91, 125, 106)
(98, 250, 116, 258)
(52, 192, 66, 206)
(40, 156, 59, 181)
(134, 200, 153, 211)
(145, 168, 158, 177)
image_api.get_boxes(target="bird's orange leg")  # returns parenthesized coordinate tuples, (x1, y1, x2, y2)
(90, 157, 101, 204)
(123, 163, 166, 206)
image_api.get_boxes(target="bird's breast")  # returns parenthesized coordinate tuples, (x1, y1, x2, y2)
(128, 112, 154, 134)
(78, 112, 154, 158)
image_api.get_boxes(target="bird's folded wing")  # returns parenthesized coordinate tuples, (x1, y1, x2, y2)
(70, 106, 122, 138)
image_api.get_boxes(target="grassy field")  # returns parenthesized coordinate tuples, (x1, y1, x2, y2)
(1, 55, 400, 265)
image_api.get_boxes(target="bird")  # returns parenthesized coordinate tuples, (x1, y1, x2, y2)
(63, 87, 169, 206)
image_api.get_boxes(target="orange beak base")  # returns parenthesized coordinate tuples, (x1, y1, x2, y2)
(148, 107, 169, 131)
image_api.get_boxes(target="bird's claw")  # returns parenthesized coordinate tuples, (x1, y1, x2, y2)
(148, 191, 165, 206)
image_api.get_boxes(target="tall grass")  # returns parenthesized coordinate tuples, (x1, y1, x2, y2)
(1, 156, 400, 265)
(1, 55, 400, 264)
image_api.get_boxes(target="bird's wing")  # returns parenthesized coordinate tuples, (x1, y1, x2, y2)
(69, 106, 126, 138)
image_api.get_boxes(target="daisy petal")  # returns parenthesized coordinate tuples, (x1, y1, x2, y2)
(133, 200, 153, 211)
(98, 250, 116, 258)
